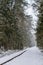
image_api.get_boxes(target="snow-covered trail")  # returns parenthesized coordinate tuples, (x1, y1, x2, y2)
(4, 46, 43, 65)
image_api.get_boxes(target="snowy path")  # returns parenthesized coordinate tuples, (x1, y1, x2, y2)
(3, 46, 43, 65)
(0, 47, 43, 65)
(0, 50, 26, 65)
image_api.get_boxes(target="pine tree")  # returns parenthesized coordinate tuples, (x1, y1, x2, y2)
(0, 0, 28, 50)
(36, 0, 43, 49)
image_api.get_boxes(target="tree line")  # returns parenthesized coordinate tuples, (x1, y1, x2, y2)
(0, 0, 31, 50)
(34, 0, 43, 49)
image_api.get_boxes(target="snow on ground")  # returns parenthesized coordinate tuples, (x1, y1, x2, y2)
(0, 49, 19, 58)
(0, 49, 26, 64)
(2, 46, 43, 65)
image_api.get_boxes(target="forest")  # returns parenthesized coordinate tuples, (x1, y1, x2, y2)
(0, 0, 43, 51)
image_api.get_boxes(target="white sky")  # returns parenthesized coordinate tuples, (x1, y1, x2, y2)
(25, 0, 38, 22)
(25, 0, 38, 45)
(25, 0, 38, 30)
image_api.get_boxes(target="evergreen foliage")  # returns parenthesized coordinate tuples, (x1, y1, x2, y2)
(0, 0, 28, 50)
(36, 0, 43, 49)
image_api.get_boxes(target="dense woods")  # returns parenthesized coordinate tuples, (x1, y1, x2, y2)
(36, 0, 43, 49)
(34, 0, 43, 49)
(0, 0, 43, 51)
(0, 0, 31, 50)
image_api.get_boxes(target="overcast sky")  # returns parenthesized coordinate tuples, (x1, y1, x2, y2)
(25, 0, 38, 46)
(25, 0, 38, 30)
